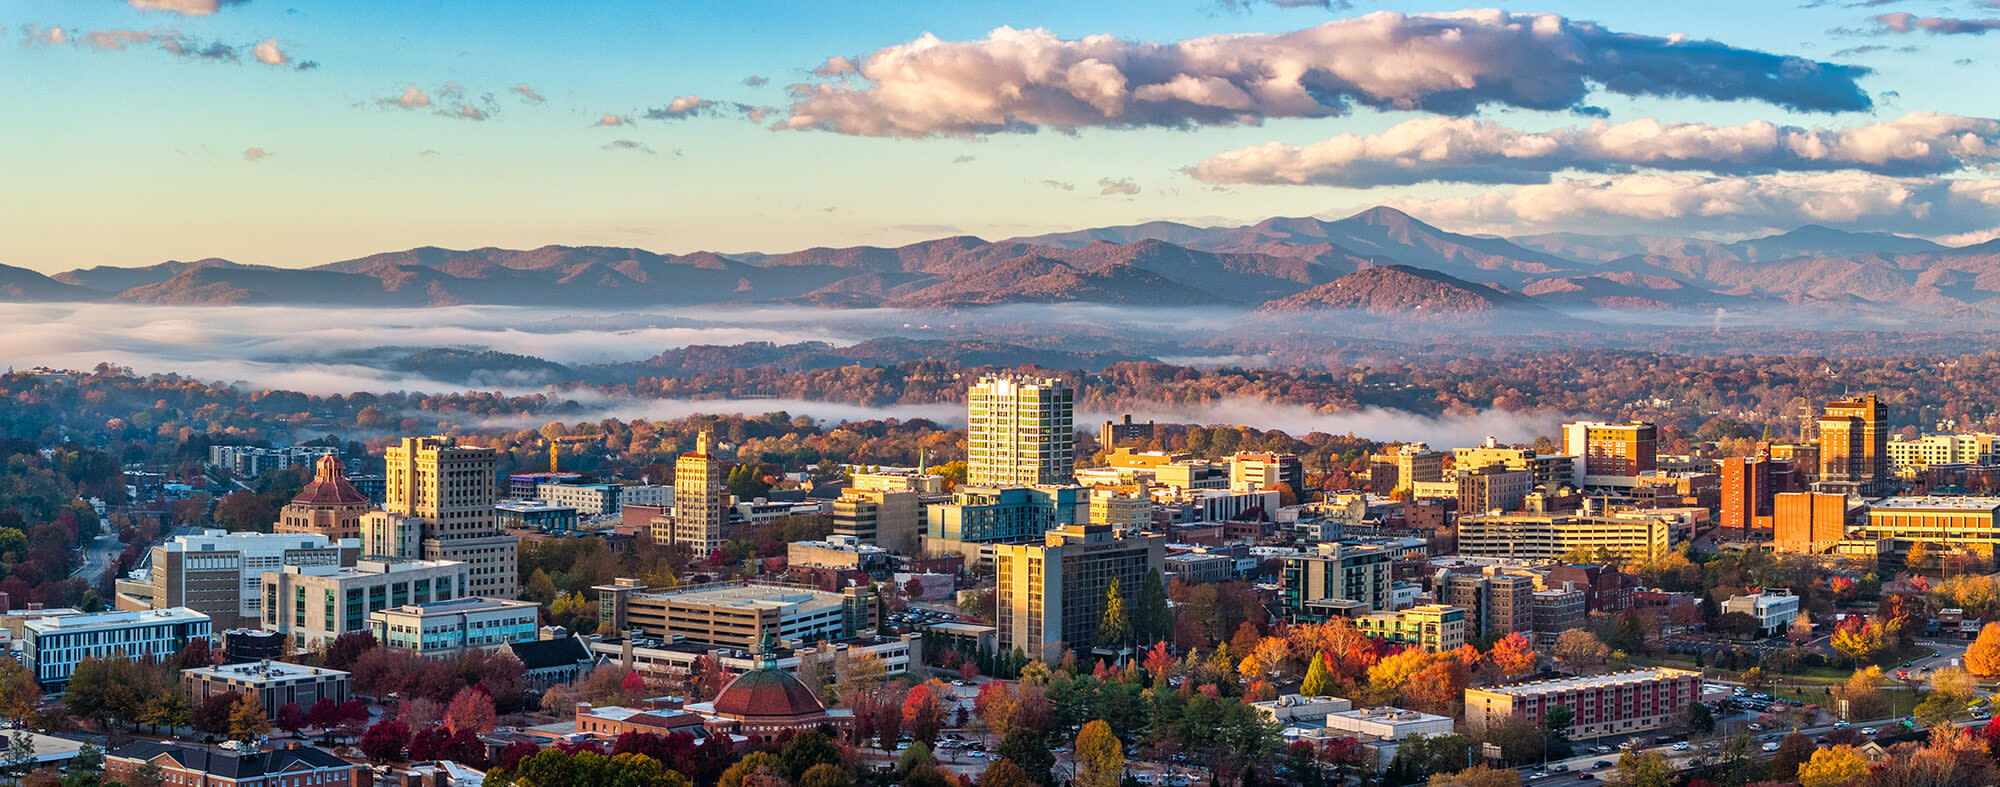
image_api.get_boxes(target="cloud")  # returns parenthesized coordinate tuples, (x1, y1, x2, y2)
(1098, 177, 1141, 196)
(1040, 179, 1075, 191)
(1386, 172, 2000, 239)
(594, 113, 629, 127)
(242, 147, 269, 161)
(379, 83, 493, 120)
(1874, 12, 2000, 34)
(252, 39, 287, 66)
(734, 103, 774, 123)
(643, 95, 716, 120)
(1216, 0, 1350, 8)
(811, 56, 858, 76)
(510, 84, 545, 103)
(54, 27, 247, 63)
(775, 12, 1874, 138)
(383, 84, 431, 110)
(1090, 400, 1566, 448)
(743, 75, 769, 87)
(603, 139, 654, 154)
(951, 155, 976, 164)
(125, 0, 235, 15)
(1188, 112, 2000, 188)
(417, 149, 441, 157)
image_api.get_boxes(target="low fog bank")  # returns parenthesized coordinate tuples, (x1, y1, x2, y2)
(1088, 399, 1566, 447)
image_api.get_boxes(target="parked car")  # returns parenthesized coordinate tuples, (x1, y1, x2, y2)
(1673, 742, 1690, 751)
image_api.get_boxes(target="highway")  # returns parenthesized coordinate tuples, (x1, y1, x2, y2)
(70, 532, 125, 583)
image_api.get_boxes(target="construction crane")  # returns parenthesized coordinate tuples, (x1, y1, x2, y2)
(546, 435, 599, 473)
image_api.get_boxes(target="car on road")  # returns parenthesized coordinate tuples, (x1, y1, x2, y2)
(1577, 773, 1595, 781)
(1762, 743, 1780, 752)
(1862, 728, 1878, 736)
(1592, 761, 1612, 770)
(1552, 764, 1570, 772)
(1834, 721, 1848, 728)
(1591, 745, 1613, 754)
(1532, 772, 1548, 779)
(1673, 742, 1690, 751)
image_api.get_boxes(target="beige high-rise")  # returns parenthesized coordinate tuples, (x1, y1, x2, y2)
(967, 375, 1075, 487)
(383, 436, 518, 599)
(665, 432, 731, 554)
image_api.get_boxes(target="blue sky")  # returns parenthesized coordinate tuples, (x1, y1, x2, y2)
(2, 0, 1997, 272)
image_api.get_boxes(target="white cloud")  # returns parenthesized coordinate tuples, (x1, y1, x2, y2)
(644, 95, 716, 120)
(386, 84, 431, 109)
(1388, 172, 2000, 239)
(511, 84, 545, 103)
(1874, 12, 2000, 35)
(1098, 177, 1141, 196)
(252, 39, 287, 66)
(1191, 112, 2000, 187)
(242, 147, 269, 161)
(1086, 400, 1566, 447)
(777, 11, 1874, 138)
(126, 0, 225, 15)
(594, 114, 628, 127)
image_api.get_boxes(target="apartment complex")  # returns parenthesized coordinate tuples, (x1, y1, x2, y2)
(24, 608, 212, 689)
(534, 482, 623, 516)
(1454, 465, 1533, 514)
(1563, 421, 1658, 489)
(1453, 445, 1577, 490)
(383, 435, 518, 599)
(1279, 542, 1394, 621)
(992, 523, 1165, 660)
(1818, 395, 1889, 489)
(966, 375, 1075, 487)
(494, 499, 580, 532)
(1456, 512, 1673, 562)
(1859, 496, 2000, 549)
(1355, 604, 1468, 653)
(1532, 588, 1586, 640)
(260, 558, 470, 649)
(666, 431, 732, 553)
(1719, 456, 1775, 538)
(370, 597, 541, 657)
(1887, 433, 2000, 473)
(183, 660, 351, 717)
(149, 529, 356, 630)
(1464, 668, 1704, 738)
(276, 455, 374, 541)
(830, 487, 920, 553)
(598, 580, 878, 649)
(1438, 569, 1536, 639)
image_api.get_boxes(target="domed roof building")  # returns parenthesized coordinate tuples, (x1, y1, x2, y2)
(277, 455, 373, 540)
(693, 635, 853, 746)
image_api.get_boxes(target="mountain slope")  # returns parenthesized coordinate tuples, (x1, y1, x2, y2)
(0, 263, 101, 301)
(1257, 264, 1533, 314)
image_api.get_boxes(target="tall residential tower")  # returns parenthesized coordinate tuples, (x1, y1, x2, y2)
(967, 375, 1075, 487)
(665, 431, 731, 554)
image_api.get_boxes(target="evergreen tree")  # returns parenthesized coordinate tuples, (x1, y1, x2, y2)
(1300, 650, 1335, 697)
(1137, 569, 1171, 644)
(1097, 577, 1131, 651)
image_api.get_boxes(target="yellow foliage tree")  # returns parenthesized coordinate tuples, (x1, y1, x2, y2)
(1075, 719, 1124, 787)
(1796, 745, 1869, 787)
(1967, 622, 2000, 677)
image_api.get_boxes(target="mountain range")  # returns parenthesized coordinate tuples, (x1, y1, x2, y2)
(9, 206, 2000, 316)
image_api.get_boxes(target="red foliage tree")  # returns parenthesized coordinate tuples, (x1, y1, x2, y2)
(274, 703, 307, 734)
(360, 719, 409, 763)
(407, 726, 451, 761)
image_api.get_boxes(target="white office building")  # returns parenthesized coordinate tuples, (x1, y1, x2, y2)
(1721, 588, 1800, 638)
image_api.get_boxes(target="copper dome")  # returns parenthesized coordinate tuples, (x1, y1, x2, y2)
(711, 665, 825, 719)
(289, 455, 369, 506)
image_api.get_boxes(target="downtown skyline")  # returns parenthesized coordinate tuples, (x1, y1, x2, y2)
(4, 0, 2000, 272)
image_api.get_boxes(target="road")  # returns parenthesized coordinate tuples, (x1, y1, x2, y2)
(70, 532, 124, 582)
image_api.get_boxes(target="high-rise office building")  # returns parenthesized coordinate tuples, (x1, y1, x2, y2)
(665, 431, 731, 553)
(383, 436, 517, 599)
(1229, 452, 1304, 496)
(967, 376, 1075, 487)
(1563, 421, 1657, 489)
(277, 455, 373, 541)
(1369, 443, 1446, 497)
(1438, 569, 1536, 639)
(1818, 395, 1888, 489)
(992, 523, 1164, 660)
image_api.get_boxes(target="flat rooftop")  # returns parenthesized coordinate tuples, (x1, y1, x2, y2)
(634, 581, 843, 612)
(185, 660, 348, 681)
(1871, 497, 2000, 511)
(26, 607, 207, 632)
(1473, 668, 1700, 697)
(376, 597, 537, 616)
